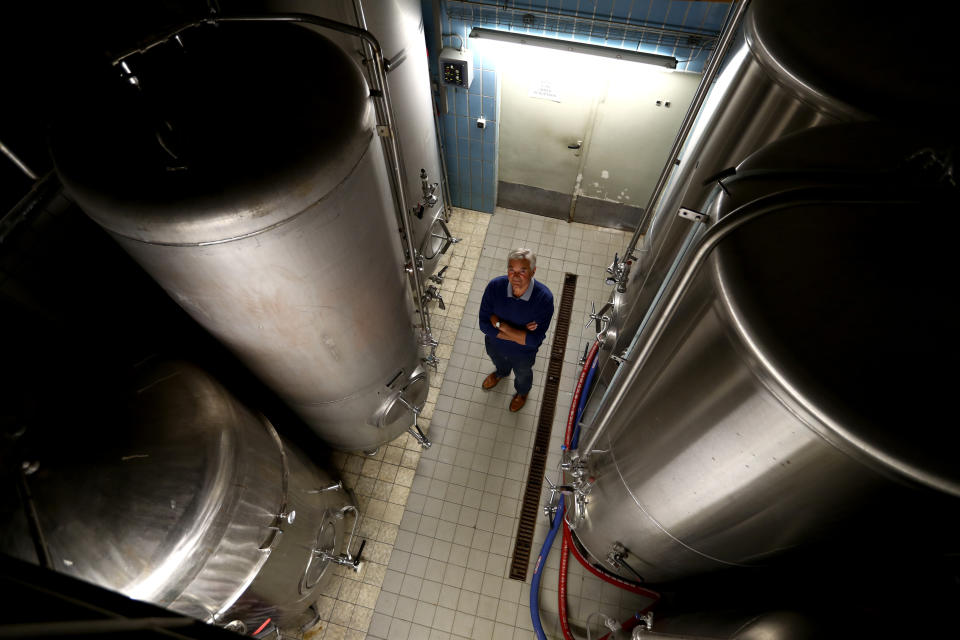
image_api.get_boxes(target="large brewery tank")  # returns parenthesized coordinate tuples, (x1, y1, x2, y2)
(228, 0, 457, 274)
(568, 0, 960, 584)
(49, 20, 429, 452)
(2, 360, 356, 635)
(587, 0, 950, 395)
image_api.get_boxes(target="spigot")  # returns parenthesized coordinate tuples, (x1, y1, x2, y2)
(605, 541, 646, 583)
(543, 475, 574, 522)
(420, 169, 439, 207)
(422, 285, 446, 310)
(318, 539, 366, 572)
(429, 265, 449, 285)
(604, 252, 620, 285)
(408, 415, 433, 449)
(586, 301, 612, 335)
(604, 252, 632, 292)
(578, 342, 590, 367)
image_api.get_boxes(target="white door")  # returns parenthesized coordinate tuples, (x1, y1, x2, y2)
(496, 44, 700, 229)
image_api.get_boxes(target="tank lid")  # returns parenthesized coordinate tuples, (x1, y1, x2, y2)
(713, 123, 959, 496)
(50, 21, 373, 245)
(747, 0, 960, 131)
(26, 362, 255, 601)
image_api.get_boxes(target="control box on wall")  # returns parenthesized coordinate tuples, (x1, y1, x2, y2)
(439, 46, 474, 88)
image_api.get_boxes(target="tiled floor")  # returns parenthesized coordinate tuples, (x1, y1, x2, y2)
(307, 206, 652, 640)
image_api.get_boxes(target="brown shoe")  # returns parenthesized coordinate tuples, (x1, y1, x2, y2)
(509, 393, 527, 412)
(482, 372, 503, 390)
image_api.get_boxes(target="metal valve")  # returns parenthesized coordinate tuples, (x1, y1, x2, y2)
(586, 301, 612, 335)
(605, 541, 646, 583)
(429, 265, 449, 285)
(605, 253, 620, 285)
(630, 613, 655, 639)
(318, 539, 366, 572)
(315, 505, 366, 572)
(604, 252, 632, 292)
(422, 285, 446, 310)
(420, 168, 439, 207)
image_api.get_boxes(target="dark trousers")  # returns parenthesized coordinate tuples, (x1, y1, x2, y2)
(485, 336, 536, 395)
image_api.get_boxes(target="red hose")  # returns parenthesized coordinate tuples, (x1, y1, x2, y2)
(557, 340, 599, 640)
(556, 341, 660, 640)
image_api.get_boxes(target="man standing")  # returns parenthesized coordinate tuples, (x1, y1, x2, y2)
(478, 248, 554, 412)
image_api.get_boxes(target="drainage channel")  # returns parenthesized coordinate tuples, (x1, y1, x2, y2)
(509, 272, 577, 582)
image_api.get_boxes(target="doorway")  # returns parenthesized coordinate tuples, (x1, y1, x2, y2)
(496, 46, 699, 230)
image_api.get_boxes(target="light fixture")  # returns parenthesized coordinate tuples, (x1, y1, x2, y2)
(468, 27, 677, 69)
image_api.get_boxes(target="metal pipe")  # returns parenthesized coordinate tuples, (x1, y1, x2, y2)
(111, 11, 436, 353)
(15, 465, 53, 570)
(431, 90, 455, 222)
(581, 187, 904, 458)
(1, 138, 38, 180)
(624, 0, 749, 255)
(0, 172, 62, 246)
(450, 0, 719, 43)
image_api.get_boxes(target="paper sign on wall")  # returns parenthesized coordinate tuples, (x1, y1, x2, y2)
(528, 77, 563, 102)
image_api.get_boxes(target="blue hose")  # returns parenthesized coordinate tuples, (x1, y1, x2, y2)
(530, 347, 600, 639)
(530, 493, 565, 640)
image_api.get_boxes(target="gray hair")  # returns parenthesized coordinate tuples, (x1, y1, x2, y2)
(508, 247, 536, 271)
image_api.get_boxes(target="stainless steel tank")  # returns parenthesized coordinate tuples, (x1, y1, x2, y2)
(49, 20, 428, 452)
(589, 0, 873, 393)
(2, 360, 356, 635)
(570, 120, 959, 584)
(570, 0, 960, 584)
(228, 0, 456, 275)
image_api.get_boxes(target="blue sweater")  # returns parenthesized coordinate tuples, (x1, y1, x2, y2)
(479, 276, 554, 357)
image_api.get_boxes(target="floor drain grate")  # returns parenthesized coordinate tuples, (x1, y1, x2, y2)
(509, 272, 577, 582)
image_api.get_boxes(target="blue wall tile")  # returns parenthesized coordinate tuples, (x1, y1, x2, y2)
(483, 140, 496, 164)
(482, 97, 496, 120)
(443, 114, 456, 143)
(610, 0, 633, 21)
(482, 70, 496, 97)
(470, 132, 484, 154)
(470, 66, 482, 94)
(482, 193, 494, 212)
(470, 119, 484, 142)
(647, 0, 669, 25)
(427, 1, 726, 212)
(454, 89, 468, 116)
(482, 161, 495, 187)
(595, 0, 614, 17)
(469, 93, 483, 118)
(471, 160, 483, 192)
(455, 115, 470, 139)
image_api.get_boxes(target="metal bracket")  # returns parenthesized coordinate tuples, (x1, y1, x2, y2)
(678, 207, 709, 223)
(376, 124, 391, 138)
